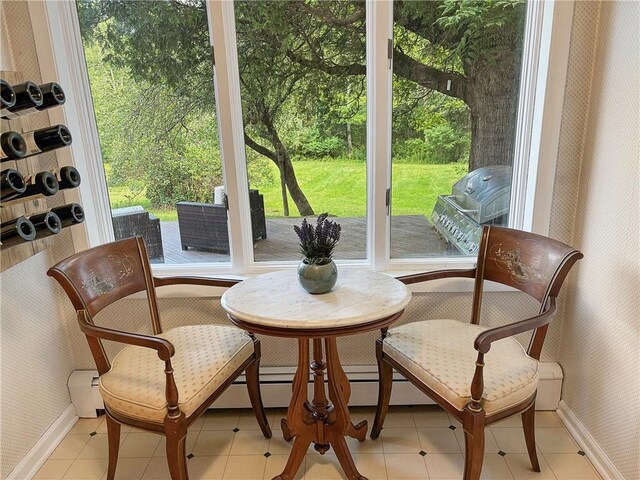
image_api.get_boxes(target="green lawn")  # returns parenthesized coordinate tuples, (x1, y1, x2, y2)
(108, 160, 465, 222)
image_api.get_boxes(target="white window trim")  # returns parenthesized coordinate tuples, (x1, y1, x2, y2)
(33, 0, 574, 294)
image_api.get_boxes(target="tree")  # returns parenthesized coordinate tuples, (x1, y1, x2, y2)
(78, 0, 315, 216)
(284, 0, 526, 170)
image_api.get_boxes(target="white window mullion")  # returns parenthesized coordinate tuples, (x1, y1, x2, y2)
(366, 0, 394, 271)
(206, 1, 252, 274)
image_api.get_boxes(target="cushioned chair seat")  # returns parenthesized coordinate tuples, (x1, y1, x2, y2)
(100, 325, 253, 423)
(383, 320, 539, 414)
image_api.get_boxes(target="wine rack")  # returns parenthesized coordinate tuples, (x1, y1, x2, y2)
(1, 70, 81, 272)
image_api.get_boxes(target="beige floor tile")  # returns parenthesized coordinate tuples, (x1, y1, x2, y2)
(417, 428, 461, 454)
(535, 412, 563, 429)
(544, 454, 600, 480)
(78, 434, 128, 459)
(104, 458, 151, 480)
(222, 455, 267, 479)
(490, 429, 529, 454)
(96, 421, 133, 435)
(187, 455, 228, 480)
(454, 428, 501, 454)
(479, 454, 514, 480)
(353, 454, 388, 480)
(350, 406, 377, 426)
(119, 433, 162, 458)
(69, 418, 105, 435)
(190, 415, 207, 431)
(447, 414, 462, 428)
(34, 459, 74, 480)
(62, 458, 108, 479)
(383, 407, 417, 428)
(491, 416, 522, 428)
(194, 431, 235, 457)
(413, 406, 451, 428)
(50, 435, 92, 460)
(384, 453, 429, 479)
(237, 409, 275, 430)
(504, 453, 556, 480)
(535, 429, 579, 454)
(229, 429, 270, 455)
(152, 431, 199, 457)
(141, 458, 171, 480)
(304, 454, 343, 480)
(346, 434, 383, 454)
(381, 428, 422, 454)
(202, 410, 241, 431)
(425, 453, 464, 480)
(263, 454, 304, 480)
(267, 434, 295, 455)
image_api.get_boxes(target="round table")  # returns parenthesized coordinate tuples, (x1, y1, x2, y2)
(221, 270, 411, 480)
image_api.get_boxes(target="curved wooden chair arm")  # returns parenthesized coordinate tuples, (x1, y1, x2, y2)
(77, 310, 175, 361)
(153, 276, 241, 289)
(398, 267, 477, 285)
(473, 298, 557, 354)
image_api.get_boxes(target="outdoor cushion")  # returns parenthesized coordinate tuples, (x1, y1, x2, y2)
(100, 325, 253, 423)
(383, 319, 539, 414)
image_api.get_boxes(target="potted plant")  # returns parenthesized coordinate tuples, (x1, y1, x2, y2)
(293, 213, 341, 294)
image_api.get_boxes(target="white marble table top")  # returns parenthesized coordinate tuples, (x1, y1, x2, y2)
(221, 270, 412, 331)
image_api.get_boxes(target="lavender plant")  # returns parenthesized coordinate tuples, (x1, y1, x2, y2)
(293, 213, 341, 265)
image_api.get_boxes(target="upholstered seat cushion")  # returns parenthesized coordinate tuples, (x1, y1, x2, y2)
(383, 320, 538, 414)
(100, 325, 253, 423)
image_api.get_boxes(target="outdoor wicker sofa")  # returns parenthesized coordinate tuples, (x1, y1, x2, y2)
(111, 206, 165, 262)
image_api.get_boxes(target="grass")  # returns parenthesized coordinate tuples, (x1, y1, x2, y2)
(107, 160, 465, 222)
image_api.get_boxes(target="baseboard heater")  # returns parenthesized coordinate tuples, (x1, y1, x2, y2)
(69, 363, 563, 418)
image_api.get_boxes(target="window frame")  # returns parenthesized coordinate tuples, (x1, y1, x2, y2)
(32, 0, 574, 292)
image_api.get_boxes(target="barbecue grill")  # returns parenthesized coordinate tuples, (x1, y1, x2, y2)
(431, 165, 512, 255)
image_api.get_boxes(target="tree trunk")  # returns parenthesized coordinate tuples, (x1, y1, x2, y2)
(346, 123, 353, 157)
(277, 159, 290, 217)
(265, 122, 315, 216)
(464, 32, 523, 171)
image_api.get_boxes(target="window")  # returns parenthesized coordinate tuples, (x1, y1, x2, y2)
(37, 0, 574, 282)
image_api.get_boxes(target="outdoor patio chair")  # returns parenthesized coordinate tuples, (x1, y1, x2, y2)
(176, 189, 267, 253)
(111, 206, 164, 263)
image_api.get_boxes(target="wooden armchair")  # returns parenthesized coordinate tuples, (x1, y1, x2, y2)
(371, 226, 583, 480)
(47, 237, 272, 480)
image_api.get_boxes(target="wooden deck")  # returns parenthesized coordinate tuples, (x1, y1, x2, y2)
(158, 215, 459, 264)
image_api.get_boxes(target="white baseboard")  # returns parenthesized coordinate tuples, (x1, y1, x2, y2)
(6, 404, 78, 480)
(211, 362, 563, 410)
(557, 400, 624, 480)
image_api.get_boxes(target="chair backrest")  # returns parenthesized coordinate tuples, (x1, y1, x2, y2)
(471, 226, 583, 324)
(47, 237, 162, 332)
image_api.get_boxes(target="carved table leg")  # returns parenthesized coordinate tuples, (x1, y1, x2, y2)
(275, 337, 368, 480)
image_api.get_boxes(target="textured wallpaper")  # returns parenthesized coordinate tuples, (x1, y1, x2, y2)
(555, 2, 640, 479)
(0, 2, 78, 478)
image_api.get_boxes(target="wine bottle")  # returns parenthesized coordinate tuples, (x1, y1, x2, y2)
(29, 211, 62, 239)
(36, 82, 66, 110)
(1, 131, 28, 162)
(1, 171, 59, 206)
(1, 168, 27, 202)
(0, 79, 16, 117)
(56, 166, 81, 190)
(20, 125, 72, 158)
(50, 203, 85, 228)
(1, 216, 36, 248)
(1, 81, 43, 119)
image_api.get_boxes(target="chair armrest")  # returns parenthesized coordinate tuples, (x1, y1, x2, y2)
(153, 276, 241, 289)
(77, 310, 175, 361)
(398, 268, 476, 285)
(473, 298, 557, 354)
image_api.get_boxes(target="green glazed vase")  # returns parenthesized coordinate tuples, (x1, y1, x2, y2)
(297, 259, 338, 294)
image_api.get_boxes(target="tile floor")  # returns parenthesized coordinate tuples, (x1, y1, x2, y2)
(34, 406, 601, 480)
